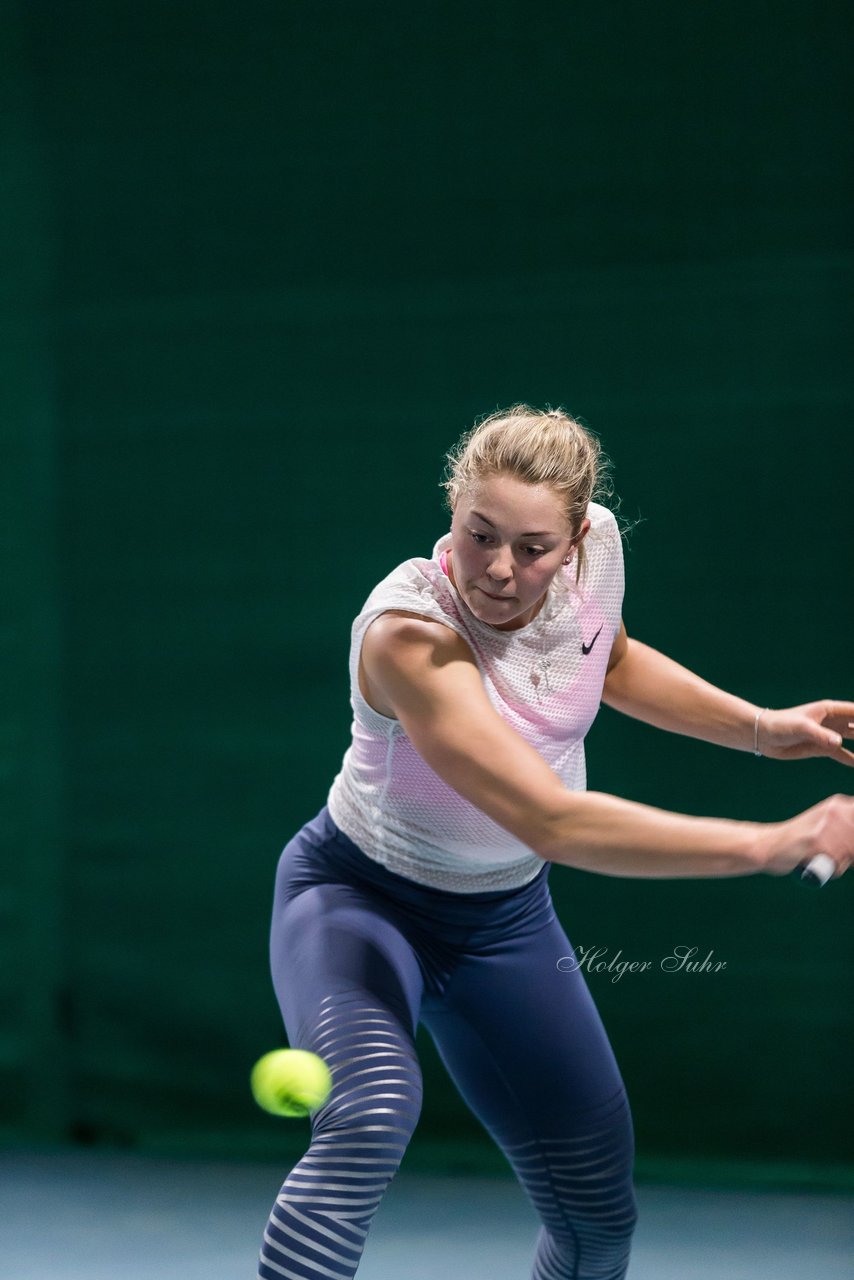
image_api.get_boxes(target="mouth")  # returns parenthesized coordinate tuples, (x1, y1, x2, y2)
(478, 587, 514, 601)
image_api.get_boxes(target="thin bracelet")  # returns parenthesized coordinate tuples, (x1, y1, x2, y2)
(753, 707, 769, 757)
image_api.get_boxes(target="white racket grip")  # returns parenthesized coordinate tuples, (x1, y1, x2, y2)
(799, 853, 836, 886)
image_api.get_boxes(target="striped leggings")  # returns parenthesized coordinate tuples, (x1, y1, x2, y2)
(258, 809, 637, 1279)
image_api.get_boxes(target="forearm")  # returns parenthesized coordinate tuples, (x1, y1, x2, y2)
(602, 638, 761, 752)
(540, 789, 769, 878)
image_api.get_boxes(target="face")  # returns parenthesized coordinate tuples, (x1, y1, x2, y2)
(448, 473, 590, 631)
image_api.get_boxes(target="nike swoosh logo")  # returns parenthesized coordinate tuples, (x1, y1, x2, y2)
(581, 625, 604, 656)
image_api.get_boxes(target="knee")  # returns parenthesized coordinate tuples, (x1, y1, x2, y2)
(308, 1000, 424, 1164)
(315, 1040, 423, 1132)
(570, 1152, 638, 1249)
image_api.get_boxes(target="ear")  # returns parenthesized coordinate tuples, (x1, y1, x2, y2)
(575, 517, 592, 545)
(564, 517, 592, 561)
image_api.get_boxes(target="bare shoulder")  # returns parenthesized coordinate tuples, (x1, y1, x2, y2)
(364, 610, 473, 663)
(358, 608, 569, 854)
(359, 610, 478, 717)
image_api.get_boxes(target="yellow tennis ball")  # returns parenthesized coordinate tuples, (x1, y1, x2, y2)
(250, 1049, 333, 1118)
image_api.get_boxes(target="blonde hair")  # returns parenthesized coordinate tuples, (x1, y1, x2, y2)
(441, 403, 616, 584)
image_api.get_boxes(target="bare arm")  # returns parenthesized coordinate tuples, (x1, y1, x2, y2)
(361, 615, 854, 879)
(602, 622, 854, 763)
(602, 625, 761, 751)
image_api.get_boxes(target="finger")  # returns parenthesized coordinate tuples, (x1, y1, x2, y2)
(822, 714, 854, 733)
(807, 723, 846, 752)
(823, 704, 854, 731)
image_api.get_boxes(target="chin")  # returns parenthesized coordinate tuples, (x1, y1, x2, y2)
(471, 595, 527, 628)
(466, 592, 495, 619)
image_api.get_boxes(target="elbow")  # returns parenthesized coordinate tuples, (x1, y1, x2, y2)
(530, 793, 581, 864)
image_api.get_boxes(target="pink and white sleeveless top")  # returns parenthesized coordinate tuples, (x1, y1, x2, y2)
(327, 501, 625, 892)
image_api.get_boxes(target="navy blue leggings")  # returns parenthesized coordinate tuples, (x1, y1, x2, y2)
(258, 808, 637, 1279)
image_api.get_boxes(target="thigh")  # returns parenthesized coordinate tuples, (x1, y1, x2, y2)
(422, 914, 637, 1271)
(271, 878, 426, 1049)
(422, 911, 631, 1147)
(260, 879, 428, 1280)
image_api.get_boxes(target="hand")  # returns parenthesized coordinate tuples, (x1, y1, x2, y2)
(757, 701, 854, 766)
(761, 794, 854, 878)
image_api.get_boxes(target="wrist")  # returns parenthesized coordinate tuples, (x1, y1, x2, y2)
(751, 821, 783, 875)
(752, 706, 770, 756)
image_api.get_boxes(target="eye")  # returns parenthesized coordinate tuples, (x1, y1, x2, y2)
(523, 546, 547, 558)
(469, 531, 491, 545)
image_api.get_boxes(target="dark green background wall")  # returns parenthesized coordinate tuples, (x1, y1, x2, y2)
(3, 1, 852, 1179)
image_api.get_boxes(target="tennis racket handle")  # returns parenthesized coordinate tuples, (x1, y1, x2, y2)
(796, 853, 836, 887)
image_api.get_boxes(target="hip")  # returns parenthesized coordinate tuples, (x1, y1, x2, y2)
(273, 806, 555, 942)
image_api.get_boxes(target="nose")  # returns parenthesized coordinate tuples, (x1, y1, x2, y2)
(486, 547, 513, 582)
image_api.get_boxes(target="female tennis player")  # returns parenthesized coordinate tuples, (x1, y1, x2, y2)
(257, 404, 854, 1280)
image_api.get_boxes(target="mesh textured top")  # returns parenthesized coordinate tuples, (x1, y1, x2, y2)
(327, 501, 625, 892)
